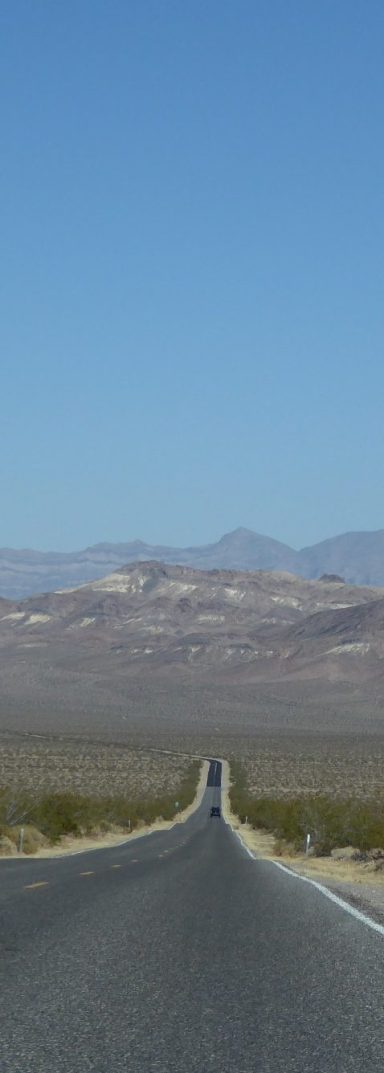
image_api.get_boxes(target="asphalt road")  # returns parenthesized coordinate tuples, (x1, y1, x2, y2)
(1, 759, 384, 1072)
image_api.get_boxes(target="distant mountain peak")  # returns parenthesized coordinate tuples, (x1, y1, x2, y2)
(217, 526, 294, 548)
(223, 526, 257, 537)
(2, 526, 384, 600)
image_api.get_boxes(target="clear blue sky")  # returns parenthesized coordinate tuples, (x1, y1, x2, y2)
(1, 0, 383, 551)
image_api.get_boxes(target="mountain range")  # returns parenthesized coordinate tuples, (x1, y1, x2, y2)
(2, 526, 384, 599)
(1, 560, 384, 740)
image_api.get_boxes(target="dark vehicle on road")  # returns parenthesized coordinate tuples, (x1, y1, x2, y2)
(210, 806, 221, 817)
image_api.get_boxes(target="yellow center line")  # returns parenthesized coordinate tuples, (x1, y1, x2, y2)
(24, 881, 49, 890)
(79, 871, 94, 876)
(111, 864, 121, 869)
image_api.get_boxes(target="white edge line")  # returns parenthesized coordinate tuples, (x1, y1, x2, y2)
(227, 820, 384, 939)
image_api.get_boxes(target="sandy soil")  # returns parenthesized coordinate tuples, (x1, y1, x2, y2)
(2, 759, 210, 860)
(221, 759, 384, 924)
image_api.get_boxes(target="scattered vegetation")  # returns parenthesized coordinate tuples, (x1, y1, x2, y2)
(229, 761, 384, 856)
(235, 735, 384, 800)
(0, 743, 200, 850)
(0, 734, 195, 797)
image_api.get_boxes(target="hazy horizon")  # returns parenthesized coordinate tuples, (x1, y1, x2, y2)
(3, 522, 384, 557)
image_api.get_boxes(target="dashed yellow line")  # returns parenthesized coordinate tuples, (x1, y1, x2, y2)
(24, 881, 49, 890)
(21, 848, 164, 892)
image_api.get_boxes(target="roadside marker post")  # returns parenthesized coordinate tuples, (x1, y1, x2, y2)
(305, 833, 311, 855)
(19, 827, 25, 854)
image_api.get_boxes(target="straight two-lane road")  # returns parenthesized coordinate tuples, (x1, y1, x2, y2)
(1, 760, 384, 1072)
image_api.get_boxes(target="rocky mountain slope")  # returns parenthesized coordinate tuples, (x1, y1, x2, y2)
(2, 527, 384, 600)
(0, 560, 382, 664)
(1, 562, 384, 738)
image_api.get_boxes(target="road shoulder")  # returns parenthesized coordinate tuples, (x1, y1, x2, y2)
(221, 758, 384, 927)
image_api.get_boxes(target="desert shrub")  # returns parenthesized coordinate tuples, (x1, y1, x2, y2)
(229, 762, 384, 854)
(32, 792, 94, 840)
(0, 760, 200, 845)
(0, 786, 34, 827)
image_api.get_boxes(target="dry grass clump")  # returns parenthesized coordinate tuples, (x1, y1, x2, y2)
(0, 823, 48, 855)
(0, 733, 193, 797)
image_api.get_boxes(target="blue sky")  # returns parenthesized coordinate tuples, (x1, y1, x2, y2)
(1, 0, 383, 551)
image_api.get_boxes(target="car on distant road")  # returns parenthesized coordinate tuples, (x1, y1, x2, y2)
(210, 806, 221, 817)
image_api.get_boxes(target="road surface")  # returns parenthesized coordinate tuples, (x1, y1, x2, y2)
(1, 759, 384, 1072)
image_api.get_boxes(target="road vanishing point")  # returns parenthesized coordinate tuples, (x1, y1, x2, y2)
(1, 760, 384, 1072)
